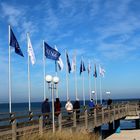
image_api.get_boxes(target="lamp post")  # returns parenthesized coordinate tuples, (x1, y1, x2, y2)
(106, 91, 111, 99)
(92, 90, 96, 104)
(45, 75, 59, 133)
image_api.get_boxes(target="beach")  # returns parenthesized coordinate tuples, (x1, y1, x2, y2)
(105, 130, 140, 140)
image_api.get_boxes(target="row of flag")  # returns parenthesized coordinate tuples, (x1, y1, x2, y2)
(66, 53, 105, 77)
(9, 26, 105, 77)
(8, 26, 106, 112)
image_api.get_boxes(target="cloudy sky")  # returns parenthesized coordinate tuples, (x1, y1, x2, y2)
(0, 0, 140, 103)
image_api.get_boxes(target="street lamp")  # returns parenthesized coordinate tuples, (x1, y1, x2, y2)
(106, 91, 110, 95)
(45, 75, 59, 133)
(92, 90, 97, 104)
(106, 91, 111, 99)
(92, 90, 95, 94)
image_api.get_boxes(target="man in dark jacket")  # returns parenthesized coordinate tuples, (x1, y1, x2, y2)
(41, 98, 50, 126)
(73, 99, 80, 121)
(107, 98, 112, 109)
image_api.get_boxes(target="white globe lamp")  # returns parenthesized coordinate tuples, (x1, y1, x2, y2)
(45, 75, 53, 83)
(53, 76, 59, 84)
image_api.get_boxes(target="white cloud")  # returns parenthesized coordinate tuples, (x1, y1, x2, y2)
(1, 2, 24, 26)
(0, 2, 38, 42)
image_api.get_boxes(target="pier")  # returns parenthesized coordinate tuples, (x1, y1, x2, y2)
(0, 101, 140, 140)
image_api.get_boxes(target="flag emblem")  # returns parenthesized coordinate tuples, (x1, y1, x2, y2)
(44, 42, 61, 61)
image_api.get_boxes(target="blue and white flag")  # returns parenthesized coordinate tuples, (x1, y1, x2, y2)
(44, 42, 61, 60)
(66, 52, 71, 73)
(80, 59, 86, 75)
(99, 64, 105, 77)
(9, 27, 24, 57)
(55, 46, 64, 71)
(93, 64, 97, 78)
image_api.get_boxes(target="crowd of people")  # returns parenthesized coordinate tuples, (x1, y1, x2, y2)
(41, 97, 112, 126)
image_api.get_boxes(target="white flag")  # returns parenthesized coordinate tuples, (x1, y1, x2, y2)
(71, 53, 76, 73)
(87, 60, 91, 75)
(99, 64, 105, 77)
(55, 46, 64, 70)
(27, 34, 36, 65)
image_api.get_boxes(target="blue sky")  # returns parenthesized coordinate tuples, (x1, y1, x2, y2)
(0, 0, 140, 103)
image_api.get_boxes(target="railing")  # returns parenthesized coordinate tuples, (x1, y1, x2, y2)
(0, 102, 139, 140)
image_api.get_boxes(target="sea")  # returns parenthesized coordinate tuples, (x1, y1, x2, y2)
(0, 99, 139, 129)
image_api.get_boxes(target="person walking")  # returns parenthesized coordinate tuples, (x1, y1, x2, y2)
(54, 98, 61, 117)
(107, 98, 112, 109)
(73, 98, 80, 121)
(41, 98, 50, 126)
(88, 99, 95, 115)
(65, 99, 73, 120)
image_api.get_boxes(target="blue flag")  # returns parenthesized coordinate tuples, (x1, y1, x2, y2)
(93, 64, 97, 78)
(80, 60, 86, 75)
(66, 52, 71, 73)
(44, 42, 61, 60)
(10, 28, 24, 57)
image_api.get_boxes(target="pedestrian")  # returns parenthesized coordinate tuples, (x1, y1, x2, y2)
(88, 99, 95, 115)
(65, 99, 73, 120)
(41, 98, 50, 126)
(73, 98, 80, 121)
(107, 98, 112, 109)
(54, 98, 61, 117)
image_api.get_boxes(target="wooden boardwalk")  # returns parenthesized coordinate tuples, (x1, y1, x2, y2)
(0, 101, 140, 140)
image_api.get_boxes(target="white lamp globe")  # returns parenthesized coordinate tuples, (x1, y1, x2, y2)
(53, 76, 59, 84)
(92, 90, 95, 94)
(106, 91, 110, 95)
(45, 75, 53, 83)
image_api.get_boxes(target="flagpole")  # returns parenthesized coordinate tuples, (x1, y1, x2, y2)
(82, 58, 85, 106)
(55, 61, 58, 98)
(75, 66, 78, 99)
(43, 40, 46, 100)
(8, 25, 12, 113)
(94, 77, 97, 105)
(65, 50, 69, 100)
(73, 53, 77, 100)
(82, 72, 85, 106)
(88, 73, 91, 100)
(27, 33, 31, 111)
(99, 76, 102, 104)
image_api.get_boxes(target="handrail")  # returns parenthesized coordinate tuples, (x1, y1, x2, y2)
(0, 102, 139, 139)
